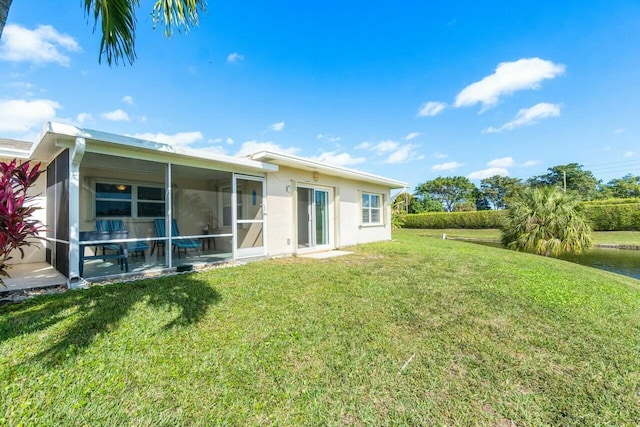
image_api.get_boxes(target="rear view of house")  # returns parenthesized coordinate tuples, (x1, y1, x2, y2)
(1, 123, 406, 286)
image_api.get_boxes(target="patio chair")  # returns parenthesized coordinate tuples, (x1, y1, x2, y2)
(95, 220, 149, 261)
(152, 218, 200, 259)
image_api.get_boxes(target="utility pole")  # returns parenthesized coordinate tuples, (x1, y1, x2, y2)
(563, 171, 567, 193)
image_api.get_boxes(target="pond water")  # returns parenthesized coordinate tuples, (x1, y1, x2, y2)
(469, 241, 640, 281)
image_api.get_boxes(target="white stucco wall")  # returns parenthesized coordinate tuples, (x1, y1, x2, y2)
(265, 166, 392, 257)
(1, 154, 395, 266)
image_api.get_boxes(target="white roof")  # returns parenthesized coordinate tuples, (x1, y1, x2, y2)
(251, 151, 408, 189)
(29, 122, 277, 172)
(2, 123, 407, 188)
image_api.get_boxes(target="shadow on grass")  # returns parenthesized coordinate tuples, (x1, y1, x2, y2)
(0, 273, 221, 366)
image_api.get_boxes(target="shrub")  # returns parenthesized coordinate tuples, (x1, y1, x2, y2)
(400, 201, 640, 231)
(581, 198, 640, 206)
(0, 160, 44, 280)
(501, 187, 592, 257)
(400, 210, 506, 229)
(582, 203, 640, 231)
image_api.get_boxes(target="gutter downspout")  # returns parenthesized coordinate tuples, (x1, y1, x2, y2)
(67, 136, 85, 288)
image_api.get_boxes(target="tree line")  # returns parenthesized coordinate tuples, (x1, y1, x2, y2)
(397, 163, 640, 213)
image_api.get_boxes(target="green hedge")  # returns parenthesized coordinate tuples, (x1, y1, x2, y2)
(583, 203, 640, 231)
(400, 203, 640, 231)
(582, 198, 640, 206)
(400, 210, 506, 229)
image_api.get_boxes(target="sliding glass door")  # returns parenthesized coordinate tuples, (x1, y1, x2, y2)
(297, 186, 332, 251)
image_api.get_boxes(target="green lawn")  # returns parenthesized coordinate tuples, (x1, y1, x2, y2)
(2, 233, 640, 425)
(399, 228, 640, 246)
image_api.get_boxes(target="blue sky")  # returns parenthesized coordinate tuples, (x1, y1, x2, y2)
(1, 0, 639, 189)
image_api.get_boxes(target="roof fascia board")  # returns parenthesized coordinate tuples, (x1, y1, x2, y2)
(37, 122, 277, 173)
(251, 150, 408, 188)
(0, 148, 31, 159)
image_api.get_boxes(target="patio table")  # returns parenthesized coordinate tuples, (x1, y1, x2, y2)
(79, 231, 129, 277)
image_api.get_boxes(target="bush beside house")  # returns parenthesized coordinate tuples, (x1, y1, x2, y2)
(399, 198, 640, 231)
(400, 210, 506, 229)
(582, 202, 640, 231)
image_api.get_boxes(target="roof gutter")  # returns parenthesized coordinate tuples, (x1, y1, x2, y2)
(251, 150, 408, 188)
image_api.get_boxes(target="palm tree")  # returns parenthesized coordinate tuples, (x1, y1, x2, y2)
(0, 0, 206, 66)
(501, 186, 593, 257)
(0, 0, 11, 38)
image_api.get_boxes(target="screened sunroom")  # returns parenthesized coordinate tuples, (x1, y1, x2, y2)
(36, 123, 275, 283)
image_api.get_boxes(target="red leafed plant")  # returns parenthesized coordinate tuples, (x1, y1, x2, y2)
(0, 159, 44, 281)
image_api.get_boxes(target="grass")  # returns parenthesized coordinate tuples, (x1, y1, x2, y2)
(400, 228, 640, 246)
(2, 232, 640, 425)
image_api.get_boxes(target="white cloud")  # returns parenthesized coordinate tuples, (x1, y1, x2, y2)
(483, 102, 561, 133)
(418, 101, 447, 117)
(432, 161, 464, 171)
(311, 151, 366, 166)
(268, 121, 285, 131)
(235, 140, 301, 157)
(487, 157, 516, 168)
(433, 152, 448, 159)
(209, 137, 235, 145)
(520, 160, 539, 167)
(121, 95, 134, 105)
(317, 134, 342, 142)
(614, 128, 625, 134)
(76, 112, 92, 124)
(386, 144, 421, 164)
(356, 139, 421, 163)
(404, 132, 423, 140)
(227, 52, 244, 63)
(0, 98, 60, 132)
(455, 58, 565, 110)
(101, 109, 130, 122)
(130, 131, 204, 148)
(468, 168, 509, 180)
(375, 140, 399, 153)
(6, 81, 36, 97)
(0, 24, 81, 66)
(624, 151, 636, 158)
(7, 81, 34, 90)
(204, 146, 228, 156)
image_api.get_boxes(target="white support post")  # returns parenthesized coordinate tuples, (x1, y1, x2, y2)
(167, 163, 172, 269)
(68, 137, 86, 288)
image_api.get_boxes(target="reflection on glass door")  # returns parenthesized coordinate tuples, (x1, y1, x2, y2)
(298, 187, 332, 250)
(235, 175, 265, 258)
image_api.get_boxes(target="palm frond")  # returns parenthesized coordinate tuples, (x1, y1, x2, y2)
(85, 0, 139, 66)
(84, 0, 206, 66)
(152, 0, 207, 37)
(501, 186, 593, 257)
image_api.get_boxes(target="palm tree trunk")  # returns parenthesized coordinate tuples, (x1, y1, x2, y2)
(0, 0, 12, 38)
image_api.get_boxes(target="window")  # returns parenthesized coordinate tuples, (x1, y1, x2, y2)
(95, 181, 165, 218)
(220, 186, 242, 227)
(137, 186, 165, 217)
(362, 193, 382, 225)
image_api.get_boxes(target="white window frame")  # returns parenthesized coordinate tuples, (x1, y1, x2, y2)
(94, 179, 165, 219)
(361, 192, 383, 226)
(218, 184, 242, 229)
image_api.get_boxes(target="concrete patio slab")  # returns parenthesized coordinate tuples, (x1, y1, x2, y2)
(1, 263, 67, 292)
